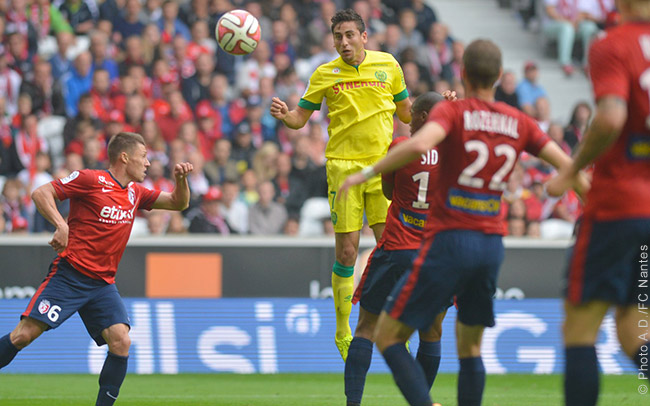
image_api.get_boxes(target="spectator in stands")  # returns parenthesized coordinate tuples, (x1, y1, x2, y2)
(6, 31, 34, 81)
(27, 0, 75, 40)
(251, 141, 280, 183)
(158, 0, 191, 44)
(99, 0, 124, 25)
(11, 114, 48, 174)
(179, 0, 215, 32)
(62, 93, 101, 146)
(231, 121, 257, 173)
(237, 40, 276, 98)
(240, 169, 259, 206)
(81, 135, 106, 170)
(547, 122, 572, 155)
(141, 0, 163, 24)
(49, 31, 74, 81)
(411, 0, 438, 38)
(63, 51, 93, 117)
(219, 179, 249, 234)
(57, 0, 98, 34)
(563, 100, 592, 150)
(19, 60, 66, 117)
(1, 177, 30, 233)
(188, 185, 233, 234)
(495, 70, 520, 110)
(0, 49, 22, 118)
(143, 157, 174, 193)
(542, 0, 599, 75)
(307, 1, 337, 55)
(249, 180, 287, 235)
(515, 61, 548, 118)
(89, 69, 114, 123)
(181, 52, 214, 110)
(113, 0, 146, 42)
(270, 20, 296, 64)
(579, 0, 617, 29)
(155, 90, 193, 143)
(397, 8, 424, 54)
(204, 138, 238, 185)
(422, 22, 454, 83)
(89, 30, 119, 81)
(189, 20, 217, 55)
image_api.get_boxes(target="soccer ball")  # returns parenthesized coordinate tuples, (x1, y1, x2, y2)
(215, 9, 261, 55)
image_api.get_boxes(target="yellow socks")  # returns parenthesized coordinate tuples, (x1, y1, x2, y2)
(332, 262, 354, 339)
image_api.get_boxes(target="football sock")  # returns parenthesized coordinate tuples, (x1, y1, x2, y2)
(382, 343, 432, 406)
(564, 346, 599, 406)
(458, 357, 486, 406)
(332, 262, 354, 339)
(0, 333, 20, 369)
(633, 341, 650, 382)
(96, 352, 128, 406)
(416, 339, 442, 391)
(345, 337, 373, 405)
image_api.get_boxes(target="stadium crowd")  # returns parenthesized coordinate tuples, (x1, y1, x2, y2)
(0, 0, 602, 238)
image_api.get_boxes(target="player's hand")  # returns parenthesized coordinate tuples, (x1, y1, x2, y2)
(173, 162, 194, 181)
(572, 170, 591, 201)
(545, 170, 574, 197)
(49, 224, 69, 254)
(270, 97, 289, 120)
(337, 172, 367, 201)
(442, 90, 457, 102)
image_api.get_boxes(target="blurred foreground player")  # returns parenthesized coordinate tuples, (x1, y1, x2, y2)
(0, 132, 193, 406)
(270, 8, 411, 361)
(546, 0, 650, 404)
(340, 39, 586, 406)
(344, 92, 449, 406)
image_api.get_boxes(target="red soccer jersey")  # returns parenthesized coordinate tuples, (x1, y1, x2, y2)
(425, 99, 551, 236)
(586, 23, 650, 220)
(379, 137, 440, 250)
(52, 169, 161, 284)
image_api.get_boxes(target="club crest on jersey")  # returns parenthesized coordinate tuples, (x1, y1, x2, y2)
(60, 171, 79, 185)
(38, 299, 51, 314)
(374, 70, 387, 82)
(128, 187, 135, 205)
(98, 175, 115, 188)
(332, 68, 340, 74)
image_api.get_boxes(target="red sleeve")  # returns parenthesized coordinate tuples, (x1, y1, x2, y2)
(382, 137, 408, 183)
(135, 183, 162, 210)
(589, 34, 629, 102)
(52, 170, 93, 200)
(522, 113, 551, 156)
(427, 100, 456, 134)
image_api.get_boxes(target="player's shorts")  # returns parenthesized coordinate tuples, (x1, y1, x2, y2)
(353, 246, 418, 314)
(326, 158, 389, 233)
(384, 230, 504, 330)
(22, 257, 130, 346)
(564, 215, 650, 305)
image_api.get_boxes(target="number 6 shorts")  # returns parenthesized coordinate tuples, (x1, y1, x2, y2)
(22, 256, 130, 346)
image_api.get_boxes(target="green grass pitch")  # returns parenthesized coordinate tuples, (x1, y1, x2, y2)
(0, 373, 646, 405)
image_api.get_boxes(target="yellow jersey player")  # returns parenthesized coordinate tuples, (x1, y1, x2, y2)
(270, 8, 412, 361)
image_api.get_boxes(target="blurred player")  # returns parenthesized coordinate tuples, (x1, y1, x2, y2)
(546, 0, 650, 404)
(339, 39, 586, 406)
(0, 132, 193, 406)
(270, 8, 411, 361)
(344, 91, 448, 406)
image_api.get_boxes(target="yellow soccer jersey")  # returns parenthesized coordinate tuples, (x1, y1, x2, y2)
(298, 50, 409, 160)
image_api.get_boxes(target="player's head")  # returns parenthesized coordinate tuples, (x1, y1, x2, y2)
(462, 39, 502, 90)
(617, 0, 650, 20)
(107, 132, 150, 182)
(331, 9, 368, 65)
(410, 92, 445, 134)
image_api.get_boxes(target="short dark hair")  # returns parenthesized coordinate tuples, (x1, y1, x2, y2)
(413, 92, 445, 115)
(462, 39, 502, 89)
(107, 132, 145, 164)
(331, 9, 365, 34)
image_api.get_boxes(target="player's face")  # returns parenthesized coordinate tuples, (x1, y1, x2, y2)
(126, 143, 151, 182)
(409, 107, 428, 134)
(332, 21, 367, 65)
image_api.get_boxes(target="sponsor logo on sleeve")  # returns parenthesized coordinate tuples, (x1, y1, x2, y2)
(60, 171, 79, 185)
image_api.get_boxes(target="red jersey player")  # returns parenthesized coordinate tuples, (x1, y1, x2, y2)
(0, 132, 193, 406)
(344, 92, 448, 406)
(340, 39, 585, 406)
(547, 0, 650, 404)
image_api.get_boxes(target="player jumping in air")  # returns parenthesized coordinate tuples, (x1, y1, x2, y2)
(339, 39, 587, 406)
(546, 0, 650, 404)
(344, 91, 450, 406)
(270, 8, 412, 361)
(0, 132, 193, 406)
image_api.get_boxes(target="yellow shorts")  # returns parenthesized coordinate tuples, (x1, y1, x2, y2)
(326, 158, 390, 233)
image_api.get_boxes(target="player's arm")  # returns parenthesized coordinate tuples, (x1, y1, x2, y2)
(546, 96, 626, 197)
(538, 140, 590, 199)
(339, 121, 446, 197)
(152, 162, 194, 210)
(270, 97, 314, 129)
(395, 97, 412, 124)
(32, 183, 68, 253)
(382, 178, 394, 200)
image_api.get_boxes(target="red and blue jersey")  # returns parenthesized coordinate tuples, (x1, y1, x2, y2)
(586, 22, 650, 220)
(52, 169, 160, 284)
(379, 137, 439, 250)
(425, 98, 551, 236)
